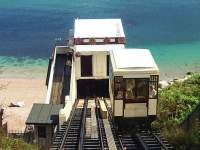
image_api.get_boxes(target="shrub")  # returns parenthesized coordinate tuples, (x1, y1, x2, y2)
(0, 127, 37, 150)
(155, 73, 200, 149)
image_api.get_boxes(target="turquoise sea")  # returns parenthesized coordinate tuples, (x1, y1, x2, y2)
(0, 0, 200, 79)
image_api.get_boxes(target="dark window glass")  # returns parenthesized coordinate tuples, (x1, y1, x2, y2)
(114, 76, 124, 99)
(115, 78, 149, 101)
(81, 56, 92, 76)
(125, 79, 135, 99)
(136, 79, 148, 99)
(38, 126, 46, 138)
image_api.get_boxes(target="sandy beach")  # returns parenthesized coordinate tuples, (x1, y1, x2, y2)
(0, 78, 47, 132)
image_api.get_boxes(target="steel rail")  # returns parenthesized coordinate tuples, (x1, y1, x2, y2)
(152, 132, 170, 150)
(59, 99, 79, 150)
(135, 133, 149, 150)
(78, 99, 88, 150)
(95, 98, 106, 149)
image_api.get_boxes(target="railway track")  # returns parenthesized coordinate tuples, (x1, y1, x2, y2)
(51, 98, 174, 150)
(50, 99, 85, 150)
(103, 98, 174, 150)
(94, 99, 109, 149)
(51, 98, 109, 150)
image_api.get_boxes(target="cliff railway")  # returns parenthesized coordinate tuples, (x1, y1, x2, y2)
(50, 98, 174, 150)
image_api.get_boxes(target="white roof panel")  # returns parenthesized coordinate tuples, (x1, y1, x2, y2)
(75, 44, 125, 52)
(111, 49, 159, 73)
(74, 19, 125, 38)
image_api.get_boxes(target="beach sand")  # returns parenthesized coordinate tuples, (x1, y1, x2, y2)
(0, 78, 47, 132)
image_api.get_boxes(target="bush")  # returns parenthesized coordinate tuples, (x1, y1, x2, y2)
(155, 73, 200, 149)
(158, 74, 200, 123)
(0, 127, 37, 150)
(0, 137, 37, 150)
(161, 125, 200, 150)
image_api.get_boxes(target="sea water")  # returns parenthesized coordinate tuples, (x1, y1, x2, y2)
(0, 0, 200, 79)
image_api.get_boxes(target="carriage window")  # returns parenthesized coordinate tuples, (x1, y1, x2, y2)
(125, 79, 135, 99)
(114, 76, 123, 99)
(149, 75, 159, 99)
(136, 79, 148, 99)
(124, 78, 148, 100)
(114, 77, 149, 101)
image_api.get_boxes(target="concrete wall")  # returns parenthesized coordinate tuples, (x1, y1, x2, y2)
(45, 48, 57, 104)
(45, 46, 70, 104)
(59, 57, 76, 125)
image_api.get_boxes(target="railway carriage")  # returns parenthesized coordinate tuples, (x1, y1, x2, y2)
(109, 49, 159, 128)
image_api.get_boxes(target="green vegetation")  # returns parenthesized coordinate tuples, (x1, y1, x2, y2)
(0, 128, 37, 150)
(153, 73, 200, 150)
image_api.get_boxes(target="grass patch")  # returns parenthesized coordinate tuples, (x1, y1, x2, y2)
(0, 128, 37, 150)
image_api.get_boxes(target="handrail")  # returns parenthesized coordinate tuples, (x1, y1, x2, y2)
(59, 99, 79, 150)
(78, 99, 88, 150)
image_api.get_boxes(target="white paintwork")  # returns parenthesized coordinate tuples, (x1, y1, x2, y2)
(74, 19, 125, 38)
(109, 80, 114, 112)
(148, 99, 157, 115)
(75, 44, 125, 53)
(75, 57, 81, 78)
(93, 54, 107, 77)
(110, 49, 159, 75)
(124, 103, 147, 117)
(75, 53, 108, 79)
(45, 48, 57, 104)
(59, 98, 72, 127)
(59, 58, 77, 122)
(114, 100, 123, 116)
(69, 58, 77, 103)
(113, 49, 157, 69)
(123, 74, 151, 78)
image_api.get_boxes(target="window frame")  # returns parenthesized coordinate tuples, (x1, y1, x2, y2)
(114, 77, 149, 103)
(149, 75, 159, 99)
